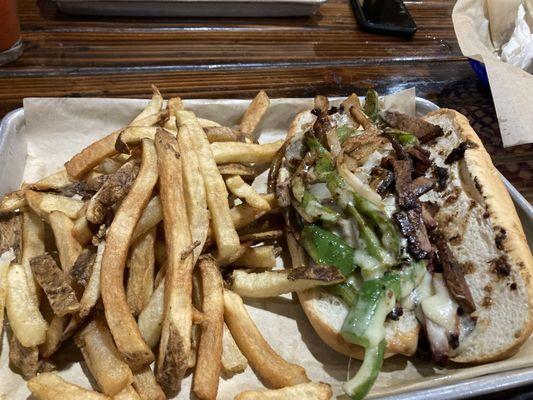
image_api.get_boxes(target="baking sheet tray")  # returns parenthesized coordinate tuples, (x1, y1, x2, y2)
(0, 97, 532, 399)
(51, 0, 327, 18)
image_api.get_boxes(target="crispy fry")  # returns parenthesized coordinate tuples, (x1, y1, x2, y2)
(0, 250, 15, 349)
(132, 366, 166, 400)
(215, 242, 249, 268)
(0, 190, 26, 213)
(25, 190, 84, 220)
(211, 140, 284, 165)
(49, 211, 83, 273)
(27, 372, 110, 400)
(87, 159, 138, 224)
(70, 246, 97, 287)
(30, 254, 80, 317)
(138, 278, 164, 349)
(6, 263, 48, 347)
(218, 163, 256, 176)
(23, 169, 73, 191)
(0, 212, 21, 262)
(8, 334, 39, 379)
(198, 118, 222, 129)
(101, 139, 158, 370)
(223, 289, 309, 388)
(231, 265, 344, 298)
(97, 158, 124, 174)
(204, 126, 244, 143)
(235, 382, 333, 400)
(113, 385, 142, 400)
(131, 85, 164, 125)
(154, 129, 193, 394)
(221, 323, 248, 375)
(192, 256, 224, 400)
(233, 245, 280, 270)
(79, 240, 105, 318)
(175, 110, 240, 263)
(170, 103, 209, 264)
(21, 209, 45, 304)
(127, 228, 156, 316)
(226, 175, 270, 211)
(72, 210, 94, 246)
(39, 315, 68, 358)
(75, 319, 134, 396)
(132, 196, 162, 241)
(238, 230, 283, 243)
(240, 91, 270, 142)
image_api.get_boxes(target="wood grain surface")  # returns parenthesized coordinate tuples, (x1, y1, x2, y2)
(0, 0, 532, 202)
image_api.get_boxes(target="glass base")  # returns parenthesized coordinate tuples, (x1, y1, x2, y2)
(0, 39, 23, 66)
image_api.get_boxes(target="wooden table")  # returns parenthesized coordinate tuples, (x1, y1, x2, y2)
(1, 0, 532, 203)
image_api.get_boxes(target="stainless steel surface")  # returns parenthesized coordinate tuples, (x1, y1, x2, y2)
(0, 98, 532, 399)
(51, 0, 327, 17)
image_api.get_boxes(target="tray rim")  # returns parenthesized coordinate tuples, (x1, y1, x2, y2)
(1, 98, 532, 400)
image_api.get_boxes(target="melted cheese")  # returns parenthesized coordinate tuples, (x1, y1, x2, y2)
(421, 273, 458, 331)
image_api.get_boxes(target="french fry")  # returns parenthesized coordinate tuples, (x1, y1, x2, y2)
(75, 319, 134, 396)
(240, 91, 270, 142)
(0, 190, 26, 213)
(231, 265, 344, 298)
(221, 324, 248, 375)
(27, 372, 110, 400)
(211, 140, 284, 165)
(192, 256, 224, 400)
(215, 242, 249, 268)
(223, 289, 309, 388)
(218, 163, 256, 176)
(21, 209, 45, 304)
(198, 118, 222, 129)
(204, 126, 244, 143)
(96, 157, 124, 174)
(79, 240, 105, 318)
(6, 263, 49, 347)
(0, 250, 15, 349)
(127, 228, 156, 316)
(131, 85, 163, 125)
(0, 211, 21, 262)
(22, 169, 73, 191)
(113, 385, 142, 400)
(170, 101, 209, 263)
(238, 230, 284, 243)
(49, 211, 83, 273)
(65, 126, 156, 180)
(234, 382, 333, 400)
(138, 278, 164, 349)
(154, 129, 193, 394)
(25, 190, 84, 220)
(132, 196, 162, 241)
(72, 210, 94, 246)
(233, 245, 280, 270)
(132, 366, 166, 400)
(87, 159, 138, 224)
(70, 246, 97, 287)
(30, 254, 80, 317)
(39, 315, 68, 358)
(225, 175, 270, 211)
(175, 110, 240, 263)
(8, 334, 39, 379)
(101, 139, 158, 370)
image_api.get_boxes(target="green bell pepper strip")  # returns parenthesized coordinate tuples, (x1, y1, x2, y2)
(300, 225, 355, 277)
(363, 89, 379, 123)
(353, 193, 401, 258)
(306, 136, 335, 181)
(301, 191, 340, 223)
(326, 282, 358, 306)
(384, 128, 420, 146)
(336, 125, 357, 143)
(291, 175, 305, 203)
(343, 340, 385, 400)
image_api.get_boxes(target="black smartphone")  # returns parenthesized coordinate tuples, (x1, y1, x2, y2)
(349, 0, 417, 38)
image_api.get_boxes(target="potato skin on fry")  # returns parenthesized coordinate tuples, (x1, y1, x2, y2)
(27, 372, 110, 400)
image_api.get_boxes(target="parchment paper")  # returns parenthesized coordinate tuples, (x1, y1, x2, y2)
(452, 0, 533, 147)
(2, 89, 533, 399)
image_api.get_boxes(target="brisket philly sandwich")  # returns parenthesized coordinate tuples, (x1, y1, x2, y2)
(268, 91, 533, 399)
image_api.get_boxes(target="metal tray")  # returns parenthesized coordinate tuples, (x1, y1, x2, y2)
(51, 0, 327, 18)
(1, 98, 532, 399)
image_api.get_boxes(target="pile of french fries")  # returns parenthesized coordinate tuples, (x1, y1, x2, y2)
(0, 87, 334, 400)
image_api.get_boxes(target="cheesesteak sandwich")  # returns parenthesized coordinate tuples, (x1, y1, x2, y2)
(269, 91, 533, 399)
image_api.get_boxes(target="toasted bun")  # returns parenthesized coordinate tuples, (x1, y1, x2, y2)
(290, 108, 533, 364)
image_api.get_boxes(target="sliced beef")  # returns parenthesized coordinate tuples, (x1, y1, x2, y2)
(421, 203, 438, 231)
(436, 239, 476, 313)
(394, 210, 432, 260)
(391, 159, 417, 210)
(383, 111, 444, 143)
(369, 167, 394, 195)
(433, 166, 449, 192)
(383, 132, 408, 160)
(407, 146, 432, 176)
(444, 140, 478, 164)
(411, 176, 435, 198)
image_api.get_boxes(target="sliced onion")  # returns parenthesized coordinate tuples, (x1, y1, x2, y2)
(338, 162, 384, 210)
(307, 183, 331, 202)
